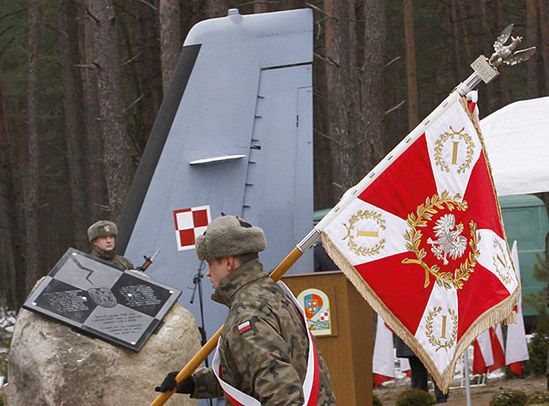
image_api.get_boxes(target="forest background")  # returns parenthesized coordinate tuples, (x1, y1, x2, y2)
(0, 0, 547, 310)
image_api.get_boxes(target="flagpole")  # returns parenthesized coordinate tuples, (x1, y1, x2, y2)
(149, 230, 320, 406)
(463, 350, 472, 406)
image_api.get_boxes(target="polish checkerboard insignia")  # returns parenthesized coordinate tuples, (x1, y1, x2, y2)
(343, 209, 386, 257)
(173, 205, 211, 251)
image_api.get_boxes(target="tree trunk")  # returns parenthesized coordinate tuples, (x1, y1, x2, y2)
(403, 0, 418, 130)
(159, 0, 181, 94)
(58, 0, 88, 250)
(313, 5, 334, 209)
(456, 0, 472, 64)
(527, 0, 540, 98)
(205, 0, 228, 18)
(324, 0, 355, 200)
(24, 0, 41, 292)
(537, 0, 549, 94)
(446, 0, 462, 85)
(137, 1, 162, 151)
(254, 0, 269, 13)
(78, 3, 108, 221)
(492, 0, 510, 110)
(471, 0, 489, 112)
(359, 0, 385, 176)
(7, 97, 27, 307)
(0, 65, 18, 307)
(87, 0, 134, 221)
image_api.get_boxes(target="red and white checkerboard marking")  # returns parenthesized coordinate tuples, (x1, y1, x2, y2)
(173, 206, 211, 251)
(318, 311, 330, 321)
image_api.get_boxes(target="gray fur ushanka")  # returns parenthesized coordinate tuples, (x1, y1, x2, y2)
(195, 215, 266, 261)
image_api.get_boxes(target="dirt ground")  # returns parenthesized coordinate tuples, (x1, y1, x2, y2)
(373, 375, 547, 405)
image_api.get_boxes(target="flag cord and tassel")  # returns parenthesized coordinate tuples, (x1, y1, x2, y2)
(150, 230, 321, 406)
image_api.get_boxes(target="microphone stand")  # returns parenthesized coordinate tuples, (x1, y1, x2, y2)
(190, 261, 214, 406)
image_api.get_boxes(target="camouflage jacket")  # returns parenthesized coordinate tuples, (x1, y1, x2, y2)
(91, 247, 134, 270)
(110, 255, 134, 270)
(192, 259, 335, 405)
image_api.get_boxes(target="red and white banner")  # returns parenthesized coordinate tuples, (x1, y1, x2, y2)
(473, 324, 505, 374)
(506, 241, 529, 375)
(472, 329, 493, 374)
(473, 325, 505, 374)
(318, 92, 519, 391)
(373, 315, 395, 386)
(173, 206, 211, 251)
(489, 324, 506, 372)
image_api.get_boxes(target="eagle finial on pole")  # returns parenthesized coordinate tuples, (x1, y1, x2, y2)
(489, 24, 536, 67)
(456, 23, 536, 95)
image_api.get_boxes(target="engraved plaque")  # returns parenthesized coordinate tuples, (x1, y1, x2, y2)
(23, 248, 181, 351)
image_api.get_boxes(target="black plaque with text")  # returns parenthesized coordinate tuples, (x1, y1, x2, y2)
(23, 248, 181, 351)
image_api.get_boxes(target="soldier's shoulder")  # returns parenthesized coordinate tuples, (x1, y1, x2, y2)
(113, 255, 134, 270)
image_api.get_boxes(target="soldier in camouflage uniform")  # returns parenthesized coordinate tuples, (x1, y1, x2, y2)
(156, 215, 335, 405)
(87, 220, 134, 270)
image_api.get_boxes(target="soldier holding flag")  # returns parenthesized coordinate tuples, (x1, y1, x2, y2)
(155, 215, 335, 405)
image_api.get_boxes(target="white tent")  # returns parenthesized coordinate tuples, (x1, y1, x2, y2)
(480, 96, 549, 196)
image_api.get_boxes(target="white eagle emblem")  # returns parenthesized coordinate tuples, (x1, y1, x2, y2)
(427, 214, 467, 265)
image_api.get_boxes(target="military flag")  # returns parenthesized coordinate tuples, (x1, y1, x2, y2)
(505, 241, 529, 375)
(372, 314, 395, 386)
(472, 325, 505, 374)
(317, 92, 520, 391)
(472, 329, 493, 375)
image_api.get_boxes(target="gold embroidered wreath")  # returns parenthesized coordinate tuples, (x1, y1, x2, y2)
(343, 210, 386, 257)
(402, 191, 480, 289)
(425, 306, 458, 351)
(434, 126, 475, 174)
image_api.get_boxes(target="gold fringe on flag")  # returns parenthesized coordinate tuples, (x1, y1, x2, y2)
(322, 230, 519, 392)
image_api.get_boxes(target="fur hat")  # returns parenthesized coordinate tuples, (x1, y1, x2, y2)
(87, 220, 118, 242)
(196, 215, 266, 261)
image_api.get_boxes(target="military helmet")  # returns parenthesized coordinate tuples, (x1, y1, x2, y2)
(87, 220, 118, 242)
(195, 215, 266, 261)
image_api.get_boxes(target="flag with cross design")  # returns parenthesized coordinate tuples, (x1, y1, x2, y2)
(319, 92, 519, 392)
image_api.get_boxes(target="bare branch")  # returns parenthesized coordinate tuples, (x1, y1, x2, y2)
(306, 3, 335, 19)
(137, 0, 158, 12)
(384, 100, 406, 116)
(314, 128, 341, 146)
(123, 95, 144, 114)
(120, 51, 141, 67)
(385, 56, 401, 68)
(314, 52, 339, 67)
(85, 7, 99, 24)
(74, 63, 98, 70)
(0, 24, 15, 39)
(0, 9, 25, 21)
